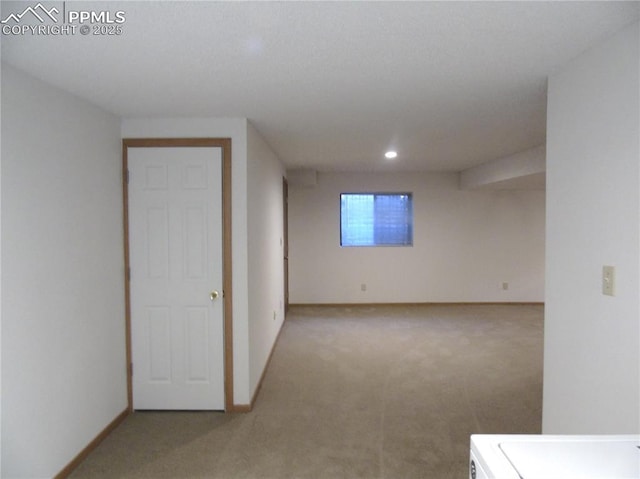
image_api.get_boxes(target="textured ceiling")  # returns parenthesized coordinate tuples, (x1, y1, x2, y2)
(2, 1, 639, 173)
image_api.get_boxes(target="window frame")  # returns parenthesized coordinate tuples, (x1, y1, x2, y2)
(339, 192, 414, 248)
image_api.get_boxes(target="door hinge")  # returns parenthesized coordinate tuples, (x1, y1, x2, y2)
(125, 169, 129, 184)
(129, 363, 133, 376)
(127, 267, 131, 281)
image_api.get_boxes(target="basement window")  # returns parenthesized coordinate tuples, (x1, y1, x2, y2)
(340, 193, 413, 247)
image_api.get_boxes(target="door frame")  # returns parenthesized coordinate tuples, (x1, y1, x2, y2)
(122, 138, 234, 412)
(283, 177, 289, 313)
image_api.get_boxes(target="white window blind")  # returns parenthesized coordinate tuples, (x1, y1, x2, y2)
(340, 193, 413, 246)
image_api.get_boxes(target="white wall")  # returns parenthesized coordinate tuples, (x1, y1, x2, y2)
(289, 172, 545, 303)
(0, 63, 3, 478)
(460, 145, 545, 190)
(543, 22, 639, 434)
(1, 65, 126, 478)
(246, 122, 286, 400)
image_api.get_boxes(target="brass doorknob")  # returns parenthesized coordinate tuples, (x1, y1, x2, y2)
(210, 290, 219, 301)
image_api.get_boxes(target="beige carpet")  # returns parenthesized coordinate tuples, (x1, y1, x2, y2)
(69, 304, 543, 478)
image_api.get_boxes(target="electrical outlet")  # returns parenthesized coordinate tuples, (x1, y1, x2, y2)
(361, 283, 367, 292)
(602, 265, 615, 296)
(502, 282, 509, 291)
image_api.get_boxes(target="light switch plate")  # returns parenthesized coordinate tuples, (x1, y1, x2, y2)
(602, 265, 615, 296)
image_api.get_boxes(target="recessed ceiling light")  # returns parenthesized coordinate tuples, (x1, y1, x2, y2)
(385, 151, 398, 159)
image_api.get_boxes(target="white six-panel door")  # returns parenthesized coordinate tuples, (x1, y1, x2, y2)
(128, 147, 224, 410)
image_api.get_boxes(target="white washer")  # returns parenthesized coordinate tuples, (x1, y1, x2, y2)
(470, 434, 640, 479)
